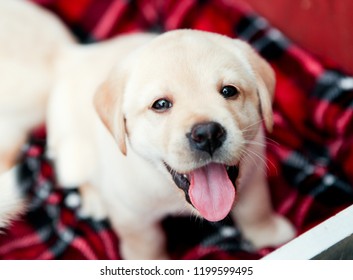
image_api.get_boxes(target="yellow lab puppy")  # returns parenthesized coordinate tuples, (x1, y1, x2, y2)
(48, 30, 296, 259)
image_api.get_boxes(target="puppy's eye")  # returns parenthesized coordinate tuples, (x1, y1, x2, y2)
(220, 85, 240, 99)
(151, 98, 173, 112)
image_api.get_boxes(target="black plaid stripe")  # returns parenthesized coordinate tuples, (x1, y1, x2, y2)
(312, 70, 353, 107)
(235, 14, 289, 61)
(200, 221, 253, 253)
(282, 149, 353, 207)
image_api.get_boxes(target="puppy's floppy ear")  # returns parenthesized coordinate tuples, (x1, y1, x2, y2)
(235, 40, 275, 132)
(94, 71, 127, 155)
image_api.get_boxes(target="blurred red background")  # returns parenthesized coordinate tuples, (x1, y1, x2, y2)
(237, 0, 353, 76)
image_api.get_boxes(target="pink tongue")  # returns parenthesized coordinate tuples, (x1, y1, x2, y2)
(189, 163, 236, 222)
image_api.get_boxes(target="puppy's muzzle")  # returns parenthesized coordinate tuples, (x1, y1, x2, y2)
(187, 122, 226, 156)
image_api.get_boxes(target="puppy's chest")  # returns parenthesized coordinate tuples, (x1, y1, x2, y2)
(131, 174, 185, 206)
(95, 135, 188, 216)
(98, 162, 187, 217)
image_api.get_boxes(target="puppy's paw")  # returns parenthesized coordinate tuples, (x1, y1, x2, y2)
(242, 214, 296, 249)
(78, 184, 107, 221)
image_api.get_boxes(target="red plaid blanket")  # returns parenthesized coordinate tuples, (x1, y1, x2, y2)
(1, 0, 352, 260)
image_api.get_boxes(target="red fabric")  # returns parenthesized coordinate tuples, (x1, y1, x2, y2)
(0, 0, 352, 259)
(236, 0, 353, 76)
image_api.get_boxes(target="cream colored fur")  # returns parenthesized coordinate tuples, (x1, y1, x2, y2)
(0, 167, 24, 228)
(48, 30, 295, 259)
(0, 0, 74, 227)
(0, 0, 295, 258)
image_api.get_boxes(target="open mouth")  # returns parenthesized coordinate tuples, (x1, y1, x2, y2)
(165, 163, 239, 222)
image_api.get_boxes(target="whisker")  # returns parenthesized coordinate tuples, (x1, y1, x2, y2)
(244, 140, 266, 148)
(242, 147, 275, 173)
(245, 138, 280, 151)
(239, 148, 258, 169)
(247, 149, 267, 167)
(241, 119, 264, 133)
(265, 156, 277, 174)
(264, 136, 280, 147)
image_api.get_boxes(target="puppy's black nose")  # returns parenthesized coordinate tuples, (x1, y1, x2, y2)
(187, 122, 226, 156)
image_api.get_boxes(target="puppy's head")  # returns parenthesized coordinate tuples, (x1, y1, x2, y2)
(94, 30, 275, 222)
